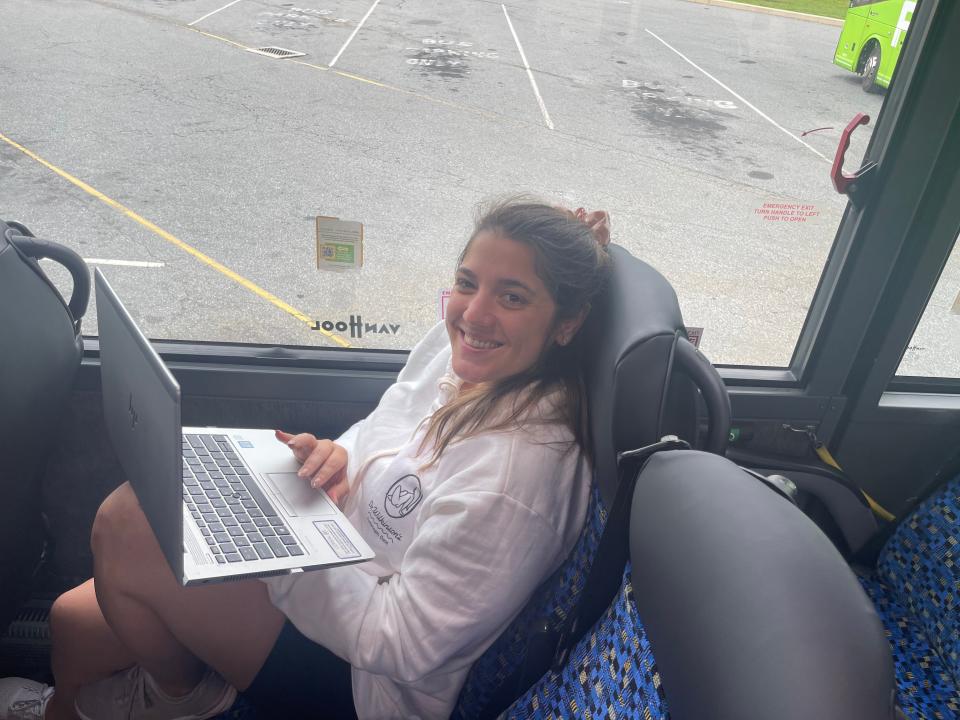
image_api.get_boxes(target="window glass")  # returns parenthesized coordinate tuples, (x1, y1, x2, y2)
(896, 234, 960, 379)
(3, 0, 914, 364)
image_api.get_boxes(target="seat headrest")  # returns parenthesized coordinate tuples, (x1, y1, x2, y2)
(582, 245, 690, 505)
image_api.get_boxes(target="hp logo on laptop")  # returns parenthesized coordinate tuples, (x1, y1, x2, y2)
(128, 392, 139, 429)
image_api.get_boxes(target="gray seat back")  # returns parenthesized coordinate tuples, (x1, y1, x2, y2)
(631, 450, 898, 720)
(0, 220, 88, 631)
(582, 244, 728, 505)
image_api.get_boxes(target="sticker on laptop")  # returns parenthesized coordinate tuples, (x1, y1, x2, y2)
(314, 520, 361, 559)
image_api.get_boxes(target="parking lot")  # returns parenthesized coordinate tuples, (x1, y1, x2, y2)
(1, 0, 887, 365)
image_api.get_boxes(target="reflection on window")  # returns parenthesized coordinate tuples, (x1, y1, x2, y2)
(896, 235, 960, 379)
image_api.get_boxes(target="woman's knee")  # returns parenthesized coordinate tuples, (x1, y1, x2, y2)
(49, 582, 96, 652)
(91, 482, 160, 578)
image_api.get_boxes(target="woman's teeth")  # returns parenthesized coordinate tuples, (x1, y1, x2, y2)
(464, 333, 501, 350)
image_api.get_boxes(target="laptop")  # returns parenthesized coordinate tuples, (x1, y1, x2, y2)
(94, 269, 374, 585)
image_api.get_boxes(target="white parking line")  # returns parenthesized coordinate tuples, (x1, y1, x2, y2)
(644, 28, 829, 162)
(82, 259, 166, 267)
(502, 4, 554, 131)
(188, 0, 243, 27)
(329, 0, 382, 68)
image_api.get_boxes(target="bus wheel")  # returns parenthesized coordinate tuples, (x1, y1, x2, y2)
(861, 44, 882, 93)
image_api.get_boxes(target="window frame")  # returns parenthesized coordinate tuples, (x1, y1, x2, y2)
(75, 0, 957, 439)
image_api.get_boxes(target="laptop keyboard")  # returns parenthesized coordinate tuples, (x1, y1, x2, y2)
(182, 433, 305, 564)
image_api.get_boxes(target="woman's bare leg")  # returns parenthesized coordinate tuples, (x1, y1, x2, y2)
(87, 481, 284, 696)
(44, 579, 135, 720)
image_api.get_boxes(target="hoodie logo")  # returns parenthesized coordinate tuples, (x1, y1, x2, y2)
(384, 474, 423, 519)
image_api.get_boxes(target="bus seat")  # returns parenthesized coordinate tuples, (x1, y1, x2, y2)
(506, 450, 898, 720)
(0, 221, 89, 635)
(451, 245, 729, 719)
(581, 245, 730, 507)
(857, 472, 960, 719)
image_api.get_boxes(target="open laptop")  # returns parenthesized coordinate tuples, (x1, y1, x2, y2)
(94, 269, 374, 585)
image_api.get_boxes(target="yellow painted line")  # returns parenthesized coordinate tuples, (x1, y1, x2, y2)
(189, 28, 249, 49)
(293, 60, 330, 72)
(0, 131, 351, 348)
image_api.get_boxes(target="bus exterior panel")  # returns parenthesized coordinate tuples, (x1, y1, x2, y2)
(833, 0, 917, 91)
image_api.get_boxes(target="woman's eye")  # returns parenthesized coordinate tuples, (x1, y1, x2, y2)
(454, 277, 474, 290)
(503, 293, 527, 306)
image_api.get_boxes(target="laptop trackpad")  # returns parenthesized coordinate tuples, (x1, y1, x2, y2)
(263, 473, 337, 517)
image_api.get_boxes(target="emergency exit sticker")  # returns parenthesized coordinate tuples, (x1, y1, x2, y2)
(754, 203, 820, 222)
(439, 288, 451, 320)
(686, 327, 703, 348)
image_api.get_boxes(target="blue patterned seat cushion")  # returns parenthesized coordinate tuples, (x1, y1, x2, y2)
(859, 573, 960, 720)
(877, 474, 960, 683)
(452, 482, 607, 719)
(504, 563, 668, 720)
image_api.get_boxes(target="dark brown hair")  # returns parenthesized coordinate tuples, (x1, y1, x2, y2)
(421, 197, 612, 464)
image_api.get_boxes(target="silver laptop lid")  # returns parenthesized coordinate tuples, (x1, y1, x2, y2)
(95, 269, 184, 582)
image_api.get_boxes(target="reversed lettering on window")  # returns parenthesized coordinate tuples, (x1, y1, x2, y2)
(754, 203, 820, 223)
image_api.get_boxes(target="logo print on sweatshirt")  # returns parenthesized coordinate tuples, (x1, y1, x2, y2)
(384, 474, 423, 519)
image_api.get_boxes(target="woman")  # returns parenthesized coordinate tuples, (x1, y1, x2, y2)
(0, 199, 612, 720)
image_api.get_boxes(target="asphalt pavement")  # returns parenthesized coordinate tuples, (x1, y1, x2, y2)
(3, 0, 928, 369)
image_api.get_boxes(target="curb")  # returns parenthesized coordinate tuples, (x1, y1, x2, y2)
(686, 0, 844, 27)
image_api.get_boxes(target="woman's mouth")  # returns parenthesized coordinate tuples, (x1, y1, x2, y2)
(462, 331, 503, 350)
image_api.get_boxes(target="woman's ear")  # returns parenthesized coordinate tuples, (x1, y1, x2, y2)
(554, 305, 590, 346)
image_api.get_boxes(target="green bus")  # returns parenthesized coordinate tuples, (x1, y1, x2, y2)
(834, 0, 917, 92)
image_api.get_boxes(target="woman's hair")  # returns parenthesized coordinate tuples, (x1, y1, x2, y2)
(421, 196, 612, 465)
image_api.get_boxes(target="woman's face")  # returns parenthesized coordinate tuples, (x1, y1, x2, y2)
(446, 231, 581, 386)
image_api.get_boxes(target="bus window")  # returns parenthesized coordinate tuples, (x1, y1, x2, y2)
(897, 233, 960, 378)
(834, 0, 917, 92)
(1, 0, 911, 369)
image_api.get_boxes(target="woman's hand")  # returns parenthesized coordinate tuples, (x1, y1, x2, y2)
(574, 207, 611, 247)
(274, 430, 350, 508)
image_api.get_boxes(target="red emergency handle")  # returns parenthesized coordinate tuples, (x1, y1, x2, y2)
(831, 113, 871, 195)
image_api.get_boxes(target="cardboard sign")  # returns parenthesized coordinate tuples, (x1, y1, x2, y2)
(317, 216, 363, 271)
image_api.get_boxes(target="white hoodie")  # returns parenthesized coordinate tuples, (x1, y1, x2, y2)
(264, 322, 591, 719)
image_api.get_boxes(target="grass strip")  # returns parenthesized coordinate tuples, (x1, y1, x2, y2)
(716, 0, 849, 20)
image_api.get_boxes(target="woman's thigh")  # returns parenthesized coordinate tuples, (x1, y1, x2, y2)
(93, 482, 285, 689)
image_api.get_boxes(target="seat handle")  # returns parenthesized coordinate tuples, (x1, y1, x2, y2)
(674, 337, 730, 455)
(6, 224, 90, 329)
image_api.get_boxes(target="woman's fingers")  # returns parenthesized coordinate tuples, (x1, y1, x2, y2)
(585, 210, 611, 247)
(275, 432, 349, 499)
(573, 208, 611, 247)
(324, 475, 350, 509)
(299, 442, 348, 490)
(275, 430, 317, 464)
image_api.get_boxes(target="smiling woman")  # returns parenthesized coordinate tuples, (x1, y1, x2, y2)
(427, 200, 612, 466)
(0, 196, 612, 720)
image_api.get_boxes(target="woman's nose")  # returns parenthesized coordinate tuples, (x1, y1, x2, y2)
(462, 292, 495, 325)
